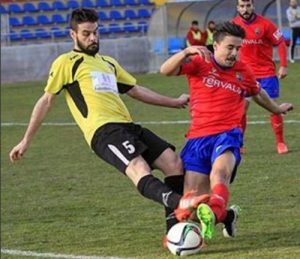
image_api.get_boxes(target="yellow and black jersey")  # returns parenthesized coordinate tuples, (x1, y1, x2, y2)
(44, 50, 136, 146)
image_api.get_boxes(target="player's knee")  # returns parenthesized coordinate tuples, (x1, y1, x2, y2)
(210, 168, 231, 185)
(126, 156, 151, 185)
(163, 153, 183, 175)
(128, 156, 150, 172)
(153, 149, 183, 175)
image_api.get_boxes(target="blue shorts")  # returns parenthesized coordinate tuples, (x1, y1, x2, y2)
(180, 128, 243, 177)
(257, 76, 280, 99)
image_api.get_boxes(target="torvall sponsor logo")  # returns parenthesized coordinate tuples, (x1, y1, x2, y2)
(242, 39, 263, 45)
(202, 76, 242, 94)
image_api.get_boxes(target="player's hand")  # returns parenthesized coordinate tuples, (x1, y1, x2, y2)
(279, 103, 293, 114)
(9, 140, 29, 163)
(175, 94, 190, 108)
(184, 46, 211, 63)
(278, 66, 287, 79)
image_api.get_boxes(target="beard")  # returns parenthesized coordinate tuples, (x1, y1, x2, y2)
(239, 11, 254, 21)
(227, 56, 236, 63)
(77, 38, 99, 56)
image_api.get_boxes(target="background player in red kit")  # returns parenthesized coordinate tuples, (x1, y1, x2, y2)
(160, 22, 293, 241)
(233, 0, 289, 154)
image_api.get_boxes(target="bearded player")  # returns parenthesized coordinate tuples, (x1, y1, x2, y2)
(233, 0, 289, 154)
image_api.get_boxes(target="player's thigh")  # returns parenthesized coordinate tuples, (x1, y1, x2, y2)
(210, 150, 236, 186)
(139, 127, 176, 170)
(184, 170, 210, 195)
(126, 155, 152, 186)
(91, 123, 148, 174)
(152, 148, 183, 176)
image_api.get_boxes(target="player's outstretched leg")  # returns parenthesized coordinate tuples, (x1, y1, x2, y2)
(196, 203, 216, 240)
(222, 205, 241, 238)
(174, 191, 210, 222)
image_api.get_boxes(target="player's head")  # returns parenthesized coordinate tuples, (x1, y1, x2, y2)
(208, 21, 216, 32)
(191, 20, 199, 29)
(236, 0, 255, 21)
(290, 0, 298, 8)
(213, 22, 245, 67)
(70, 8, 100, 55)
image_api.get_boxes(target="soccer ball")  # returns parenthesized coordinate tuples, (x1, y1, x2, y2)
(166, 222, 204, 256)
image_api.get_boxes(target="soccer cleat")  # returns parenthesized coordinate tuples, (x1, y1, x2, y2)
(174, 191, 210, 221)
(277, 142, 288, 154)
(196, 203, 216, 240)
(222, 205, 241, 238)
(290, 59, 295, 64)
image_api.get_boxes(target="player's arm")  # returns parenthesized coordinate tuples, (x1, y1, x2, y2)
(252, 88, 293, 114)
(277, 40, 288, 79)
(114, 56, 189, 108)
(127, 85, 189, 108)
(160, 46, 210, 76)
(267, 22, 288, 79)
(9, 92, 56, 162)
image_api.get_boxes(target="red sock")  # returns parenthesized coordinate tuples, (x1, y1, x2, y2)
(208, 183, 229, 223)
(240, 112, 247, 135)
(270, 114, 284, 144)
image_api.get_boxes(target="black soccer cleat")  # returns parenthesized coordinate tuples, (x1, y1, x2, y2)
(223, 205, 241, 238)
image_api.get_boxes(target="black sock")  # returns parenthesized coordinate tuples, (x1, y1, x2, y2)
(137, 174, 181, 209)
(164, 175, 184, 232)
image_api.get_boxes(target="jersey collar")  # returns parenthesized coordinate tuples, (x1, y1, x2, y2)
(241, 13, 257, 25)
(73, 49, 98, 57)
(212, 56, 233, 71)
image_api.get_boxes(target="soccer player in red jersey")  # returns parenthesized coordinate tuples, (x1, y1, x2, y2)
(232, 0, 289, 154)
(9, 8, 211, 248)
(160, 22, 293, 240)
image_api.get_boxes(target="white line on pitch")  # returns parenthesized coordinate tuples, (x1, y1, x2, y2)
(1, 120, 300, 127)
(1, 248, 127, 259)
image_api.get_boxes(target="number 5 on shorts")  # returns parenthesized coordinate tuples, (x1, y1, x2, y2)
(122, 140, 135, 154)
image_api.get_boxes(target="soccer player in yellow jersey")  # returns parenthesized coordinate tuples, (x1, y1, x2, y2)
(9, 8, 209, 244)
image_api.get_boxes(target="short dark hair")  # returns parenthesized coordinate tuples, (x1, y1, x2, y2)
(70, 8, 99, 30)
(192, 20, 199, 25)
(213, 22, 245, 43)
(236, 0, 254, 5)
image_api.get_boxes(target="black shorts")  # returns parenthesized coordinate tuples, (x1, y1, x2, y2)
(91, 122, 175, 174)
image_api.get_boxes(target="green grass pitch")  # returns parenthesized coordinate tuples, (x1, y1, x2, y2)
(1, 63, 300, 259)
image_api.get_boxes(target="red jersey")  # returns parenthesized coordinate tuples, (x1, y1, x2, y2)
(180, 55, 261, 139)
(232, 14, 285, 78)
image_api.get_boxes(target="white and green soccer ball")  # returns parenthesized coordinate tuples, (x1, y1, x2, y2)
(166, 222, 204, 256)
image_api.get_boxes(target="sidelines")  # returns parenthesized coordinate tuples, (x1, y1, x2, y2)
(1, 119, 300, 127)
(1, 248, 127, 259)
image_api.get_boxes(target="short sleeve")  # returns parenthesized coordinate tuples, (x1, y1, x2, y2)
(44, 55, 69, 95)
(179, 55, 201, 76)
